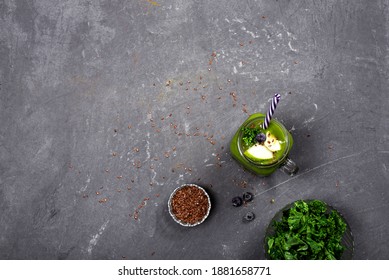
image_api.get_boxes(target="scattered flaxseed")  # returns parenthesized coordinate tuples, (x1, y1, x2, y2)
(133, 160, 142, 168)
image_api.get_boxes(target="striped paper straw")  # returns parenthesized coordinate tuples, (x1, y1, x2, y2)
(263, 93, 281, 129)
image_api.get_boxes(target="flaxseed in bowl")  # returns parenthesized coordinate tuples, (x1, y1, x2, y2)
(168, 184, 211, 227)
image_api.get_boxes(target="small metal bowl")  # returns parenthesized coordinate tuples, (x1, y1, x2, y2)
(168, 184, 211, 227)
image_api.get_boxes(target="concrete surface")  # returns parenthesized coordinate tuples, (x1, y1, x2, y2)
(0, 0, 388, 259)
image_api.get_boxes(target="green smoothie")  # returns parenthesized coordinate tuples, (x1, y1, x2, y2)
(230, 113, 297, 176)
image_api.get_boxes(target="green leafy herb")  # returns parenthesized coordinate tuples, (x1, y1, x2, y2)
(241, 126, 261, 146)
(266, 200, 347, 260)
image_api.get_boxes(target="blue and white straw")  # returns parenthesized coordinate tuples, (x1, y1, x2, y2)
(263, 93, 281, 129)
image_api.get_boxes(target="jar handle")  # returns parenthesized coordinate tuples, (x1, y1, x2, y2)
(279, 157, 299, 176)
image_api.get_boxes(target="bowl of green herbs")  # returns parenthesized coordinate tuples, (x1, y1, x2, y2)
(264, 199, 354, 260)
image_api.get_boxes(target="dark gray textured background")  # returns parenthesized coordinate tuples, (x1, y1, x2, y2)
(0, 0, 388, 260)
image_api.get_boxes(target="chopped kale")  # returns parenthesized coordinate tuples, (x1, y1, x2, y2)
(266, 200, 347, 260)
(241, 126, 261, 146)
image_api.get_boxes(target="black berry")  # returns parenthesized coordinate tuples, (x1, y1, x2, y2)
(255, 133, 266, 144)
(242, 192, 254, 203)
(243, 212, 255, 222)
(232, 196, 243, 207)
